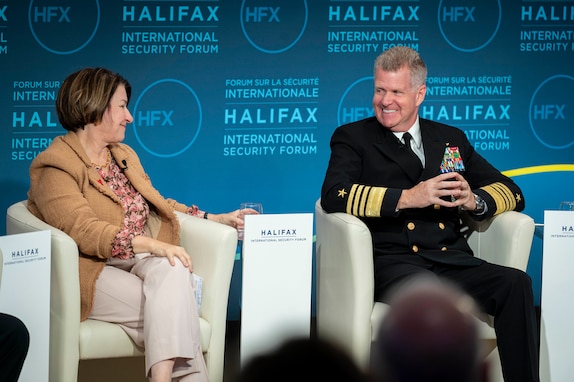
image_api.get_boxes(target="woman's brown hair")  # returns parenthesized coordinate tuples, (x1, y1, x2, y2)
(56, 67, 131, 132)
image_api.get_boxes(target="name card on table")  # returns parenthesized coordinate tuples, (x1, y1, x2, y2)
(540, 211, 574, 382)
(0, 230, 51, 382)
(240, 213, 313, 366)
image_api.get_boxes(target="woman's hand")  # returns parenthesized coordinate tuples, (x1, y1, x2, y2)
(131, 235, 193, 271)
(207, 208, 260, 229)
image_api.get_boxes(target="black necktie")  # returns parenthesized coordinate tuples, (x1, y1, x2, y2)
(403, 132, 422, 167)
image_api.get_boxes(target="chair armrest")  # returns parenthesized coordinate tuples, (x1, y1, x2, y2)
(315, 199, 374, 368)
(463, 211, 535, 271)
(6, 200, 82, 379)
(176, 212, 237, 324)
(175, 212, 237, 382)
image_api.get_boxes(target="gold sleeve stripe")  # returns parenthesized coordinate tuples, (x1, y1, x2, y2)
(346, 184, 355, 214)
(346, 184, 361, 215)
(358, 186, 370, 216)
(355, 185, 368, 215)
(481, 182, 516, 215)
(366, 187, 386, 217)
(492, 182, 517, 212)
(346, 184, 386, 217)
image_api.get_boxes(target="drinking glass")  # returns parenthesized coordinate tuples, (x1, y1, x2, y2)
(238, 202, 263, 240)
(559, 201, 574, 211)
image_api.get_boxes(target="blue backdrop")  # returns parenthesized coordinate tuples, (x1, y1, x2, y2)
(1, 0, 573, 317)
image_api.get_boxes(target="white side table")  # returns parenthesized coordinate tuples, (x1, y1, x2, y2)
(239, 213, 314, 366)
(540, 211, 574, 381)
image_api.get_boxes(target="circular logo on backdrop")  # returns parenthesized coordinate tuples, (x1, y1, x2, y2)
(437, 0, 501, 52)
(529, 74, 574, 150)
(240, 0, 308, 54)
(28, 0, 100, 54)
(133, 79, 202, 158)
(337, 77, 374, 126)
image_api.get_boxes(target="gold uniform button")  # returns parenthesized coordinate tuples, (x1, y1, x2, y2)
(407, 222, 415, 230)
(441, 246, 447, 251)
(412, 245, 419, 253)
(433, 204, 440, 210)
(438, 222, 445, 230)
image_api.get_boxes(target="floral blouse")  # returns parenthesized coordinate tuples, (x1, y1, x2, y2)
(100, 158, 203, 259)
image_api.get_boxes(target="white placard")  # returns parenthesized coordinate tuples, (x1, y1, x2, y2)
(240, 213, 314, 366)
(540, 211, 574, 381)
(0, 231, 51, 382)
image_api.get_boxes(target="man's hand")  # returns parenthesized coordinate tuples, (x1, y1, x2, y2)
(397, 172, 475, 210)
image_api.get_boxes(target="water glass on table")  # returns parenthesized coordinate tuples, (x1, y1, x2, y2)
(238, 202, 263, 240)
(559, 201, 574, 211)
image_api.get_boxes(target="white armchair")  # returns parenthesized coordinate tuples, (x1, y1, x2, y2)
(315, 199, 535, 382)
(6, 200, 238, 382)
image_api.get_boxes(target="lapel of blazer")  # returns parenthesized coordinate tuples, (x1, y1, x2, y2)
(62, 132, 122, 202)
(372, 124, 422, 183)
(420, 119, 457, 178)
(110, 146, 170, 217)
(87, 164, 122, 204)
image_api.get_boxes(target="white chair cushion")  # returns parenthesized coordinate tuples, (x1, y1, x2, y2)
(79, 317, 211, 360)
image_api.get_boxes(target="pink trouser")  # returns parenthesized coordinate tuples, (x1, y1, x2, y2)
(89, 253, 208, 381)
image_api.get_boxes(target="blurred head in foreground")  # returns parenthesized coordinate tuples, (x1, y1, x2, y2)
(235, 337, 369, 382)
(373, 276, 488, 382)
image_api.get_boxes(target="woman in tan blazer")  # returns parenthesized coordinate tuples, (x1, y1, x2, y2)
(28, 67, 251, 382)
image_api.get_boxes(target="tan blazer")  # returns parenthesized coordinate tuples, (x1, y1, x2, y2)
(28, 132, 190, 320)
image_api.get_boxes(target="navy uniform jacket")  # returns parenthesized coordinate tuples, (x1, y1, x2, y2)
(321, 116, 525, 266)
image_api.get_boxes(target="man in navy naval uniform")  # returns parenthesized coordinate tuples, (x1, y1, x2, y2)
(321, 46, 539, 382)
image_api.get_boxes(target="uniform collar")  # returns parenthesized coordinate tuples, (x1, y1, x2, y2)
(393, 117, 422, 150)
